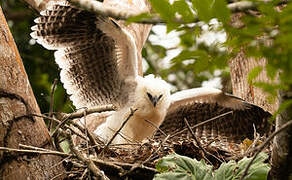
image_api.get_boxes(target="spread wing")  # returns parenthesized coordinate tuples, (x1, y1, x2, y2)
(156, 88, 271, 142)
(103, 0, 152, 75)
(30, 2, 139, 109)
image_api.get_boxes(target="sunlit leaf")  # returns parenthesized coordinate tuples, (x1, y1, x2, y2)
(172, 0, 194, 22)
(212, 0, 230, 24)
(191, 0, 213, 22)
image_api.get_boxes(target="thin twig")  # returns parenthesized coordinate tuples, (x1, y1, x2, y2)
(51, 114, 74, 138)
(244, 125, 261, 155)
(82, 109, 90, 156)
(92, 158, 125, 174)
(66, 130, 109, 180)
(87, 131, 102, 154)
(80, 142, 142, 152)
(80, 168, 88, 180)
(170, 111, 233, 138)
(81, 108, 103, 155)
(19, 143, 50, 151)
(184, 118, 222, 164)
(51, 105, 114, 138)
(28, 113, 88, 140)
(99, 108, 137, 155)
(0, 146, 70, 157)
(49, 78, 58, 131)
(107, 126, 139, 144)
(59, 105, 115, 120)
(123, 135, 170, 176)
(18, 143, 66, 155)
(240, 119, 292, 180)
(50, 172, 67, 180)
(91, 158, 157, 177)
(144, 119, 167, 137)
(49, 155, 73, 171)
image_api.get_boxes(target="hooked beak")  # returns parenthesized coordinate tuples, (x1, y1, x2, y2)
(147, 92, 163, 107)
(151, 96, 159, 107)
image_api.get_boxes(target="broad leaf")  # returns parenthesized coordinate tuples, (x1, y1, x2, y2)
(212, 0, 230, 24)
(155, 153, 270, 180)
(191, 0, 213, 22)
(154, 154, 213, 180)
(215, 152, 270, 180)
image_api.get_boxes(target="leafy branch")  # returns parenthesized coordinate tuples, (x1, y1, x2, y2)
(68, 0, 260, 24)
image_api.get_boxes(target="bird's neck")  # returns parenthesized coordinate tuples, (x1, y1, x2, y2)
(127, 111, 163, 141)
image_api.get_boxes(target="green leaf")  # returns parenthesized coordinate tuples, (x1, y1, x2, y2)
(148, 0, 175, 22)
(191, 0, 213, 22)
(148, 0, 179, 31)
(212, 0, 230, 24)
(214, 160, 237, 180)
(172, 0, 194, 22)
(215, 152, 270, 180)
(180, 30, 196, 47)
(236, 153, 270, 180)
(155, 153, 270, 180)
(265, 63, 278, 80)
(253, 82, 285, 97)
(248, 66, 263, 84)
(154, 154, 213, 180)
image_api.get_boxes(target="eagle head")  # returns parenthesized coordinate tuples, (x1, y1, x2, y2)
(134, 75, 171, 116)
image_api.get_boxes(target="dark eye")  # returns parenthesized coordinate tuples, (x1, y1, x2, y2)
(147, 92, 152, 100)
(158, 94, 163, 100)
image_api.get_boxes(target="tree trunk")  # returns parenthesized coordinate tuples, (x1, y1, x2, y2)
(0, 6, 66, 179)
(270, 87, 292, 179)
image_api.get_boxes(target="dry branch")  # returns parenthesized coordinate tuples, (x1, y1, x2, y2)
(48, 78, 58, 131)
(184, 118, 222, 164)
(29, 113, 88, 140)
(0, 146, 69, 157)
(124, 135, 170, 176)
(66, 130, 110, 180)
(58, 105, 115, 120)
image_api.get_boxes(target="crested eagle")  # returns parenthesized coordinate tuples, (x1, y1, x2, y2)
(31, 0, 271, 146)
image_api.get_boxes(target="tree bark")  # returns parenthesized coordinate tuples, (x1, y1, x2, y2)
(0, 6, 66, 179)
(270, 87, 292, 179)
